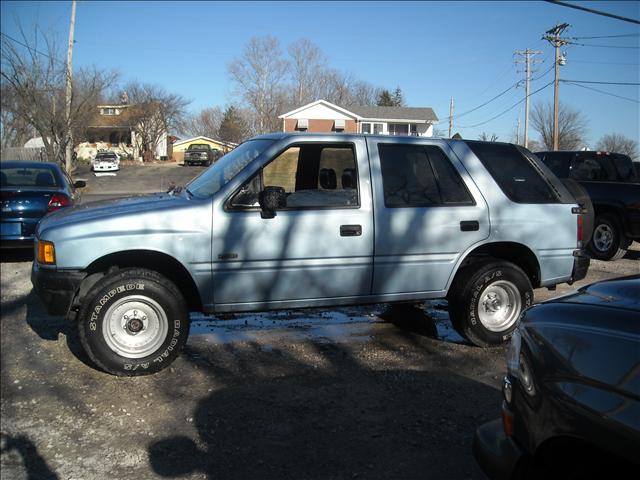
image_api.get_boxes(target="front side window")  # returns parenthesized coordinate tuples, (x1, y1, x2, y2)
(230, 143, 359, 209)
(378, 144, 473, 207)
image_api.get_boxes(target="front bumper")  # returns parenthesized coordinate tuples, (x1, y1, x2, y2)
(92, 162, 119, 171)
(31, 262, 86, 316)
(473, 418, 525, 480)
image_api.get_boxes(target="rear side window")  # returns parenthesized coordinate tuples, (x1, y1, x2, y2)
(378, 144, 473, 207)
(536, 152, 571, 178)
(0, 165, 61, 188)
(466, 141, 558, 203)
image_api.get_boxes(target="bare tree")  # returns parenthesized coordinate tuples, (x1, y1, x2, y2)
(228, 36, 289, 134)
(183, 107, 223, 139)
(0, 27, 117, 168)
(596, 133, 638, 160)
(478, 132, 499, 142)
(124, 81, 190, 161)
(531, 101, 588, 150)
(288, 39, 328, 106)
(1, 83, 36, 149)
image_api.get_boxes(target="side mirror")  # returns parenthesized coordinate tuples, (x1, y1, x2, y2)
(258, 186, 286, 219)
(74, 180, 86, 188)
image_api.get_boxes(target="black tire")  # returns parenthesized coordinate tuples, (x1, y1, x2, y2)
(588, 214, 629, 261)
(77, 268, 190, 376)
(448, 260, 532, 347)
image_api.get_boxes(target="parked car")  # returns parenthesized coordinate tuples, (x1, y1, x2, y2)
(184, 144, 220, 166)
(473, 274, 640, 479)
(536, 150, 640, 260)
(32, 134, 590, 375)
(92, 151, 120, 173)
(1, 160, 85, 248)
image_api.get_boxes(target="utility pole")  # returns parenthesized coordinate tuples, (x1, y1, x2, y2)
(448, 97, 454, 138)
(543, 23, 570, 151)
(514, 49, 542, 148)
(64, 0, 76, 172)
(516, 116, 520, 145)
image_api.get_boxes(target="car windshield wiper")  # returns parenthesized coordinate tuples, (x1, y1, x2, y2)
(184, 187, 194, 198)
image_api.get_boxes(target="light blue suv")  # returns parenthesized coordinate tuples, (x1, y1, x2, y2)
(32, 134, 591, 375)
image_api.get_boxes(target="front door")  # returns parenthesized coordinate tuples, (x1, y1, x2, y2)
(211, 137, 374, 311)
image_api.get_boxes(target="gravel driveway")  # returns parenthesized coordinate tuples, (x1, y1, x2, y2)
(2, 163, 638, 479)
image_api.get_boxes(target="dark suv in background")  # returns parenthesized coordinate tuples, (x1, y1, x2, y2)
(536, 151, 640, 260)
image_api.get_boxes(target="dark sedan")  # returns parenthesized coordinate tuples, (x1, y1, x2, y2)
(1, 160, 85, 248)
(474, 275, 640, 479)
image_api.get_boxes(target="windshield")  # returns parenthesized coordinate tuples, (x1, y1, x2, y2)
(188, 145, 209, 151)
(96, 153, 117, 160)
(187, 139, 273, 198)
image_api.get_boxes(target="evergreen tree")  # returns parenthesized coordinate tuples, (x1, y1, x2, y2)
(218, 106, 249, 144)
(392, 86, 404, 107)
(376, 89, 394, 107)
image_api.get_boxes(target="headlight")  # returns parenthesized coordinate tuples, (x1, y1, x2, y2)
(518, 353, 536, 396)
(506, 327, 521, 376)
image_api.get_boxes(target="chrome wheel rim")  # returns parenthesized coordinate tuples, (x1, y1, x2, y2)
(593, 224, 613, 252)
(478, 280, 521, 332)
(102, 295, 168, 358)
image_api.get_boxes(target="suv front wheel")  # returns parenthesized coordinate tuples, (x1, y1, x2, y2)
(77, 268, 190, 376)
(448, 260, 532, 347)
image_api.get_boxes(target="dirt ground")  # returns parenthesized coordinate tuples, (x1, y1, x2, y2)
(1, 163, 639, 479)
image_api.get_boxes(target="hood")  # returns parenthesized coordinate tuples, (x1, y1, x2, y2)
(37, 192, 189, 235)
(550, 275, 640, 312)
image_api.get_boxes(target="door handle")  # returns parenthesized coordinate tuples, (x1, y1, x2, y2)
(460, 221, 479, 232)
(340, 225, 362, 237)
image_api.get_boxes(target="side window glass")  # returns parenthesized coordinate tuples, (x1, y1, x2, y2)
(597, 157, 616, 181)
(230, 175, 261, 207)
(425, 146, 474, 204)
(378, 144, 440, 207)
(230, 144, 358, 209)
(466, 141, 557, 203)
(571, 157, 602, 181)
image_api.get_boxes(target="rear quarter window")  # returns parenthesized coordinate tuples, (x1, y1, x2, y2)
(466, 141, 558, 203)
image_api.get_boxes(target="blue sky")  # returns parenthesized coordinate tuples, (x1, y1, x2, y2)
(2, 1, 639, 147)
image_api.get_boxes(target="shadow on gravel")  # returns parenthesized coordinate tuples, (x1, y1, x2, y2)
(379, 303, 439, 339)
(0, 433, 59, 480)
(0, 249, 33, 263)
(623, 249, 640, 261)
(22, 290, 97, 370)
(148, 337, 499, 480)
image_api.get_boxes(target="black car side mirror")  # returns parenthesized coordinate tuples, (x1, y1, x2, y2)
(74, 180, 86, 188)
(258, 186, 286, 219)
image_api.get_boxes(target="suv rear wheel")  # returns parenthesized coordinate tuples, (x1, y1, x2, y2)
(448, 260, 532, 347)
(589, 214, 629, 261)
(77, 268, 190, 376)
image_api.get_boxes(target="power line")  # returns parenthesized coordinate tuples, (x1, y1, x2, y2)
(544, 1, 640, 25)
(458, 81, 554, 129)
(571, 33, 640, 39)
(0, 31, 65, 65)
(564, 81, 640, 104)
(567, 41, 639, 49)
(560, 80, 640, 86)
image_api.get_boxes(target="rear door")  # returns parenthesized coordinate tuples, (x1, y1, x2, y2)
(367, 138, 490, 295)
(210, 136, 374, 309)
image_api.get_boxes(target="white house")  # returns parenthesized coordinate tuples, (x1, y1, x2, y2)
(279, 99, 438, 136)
